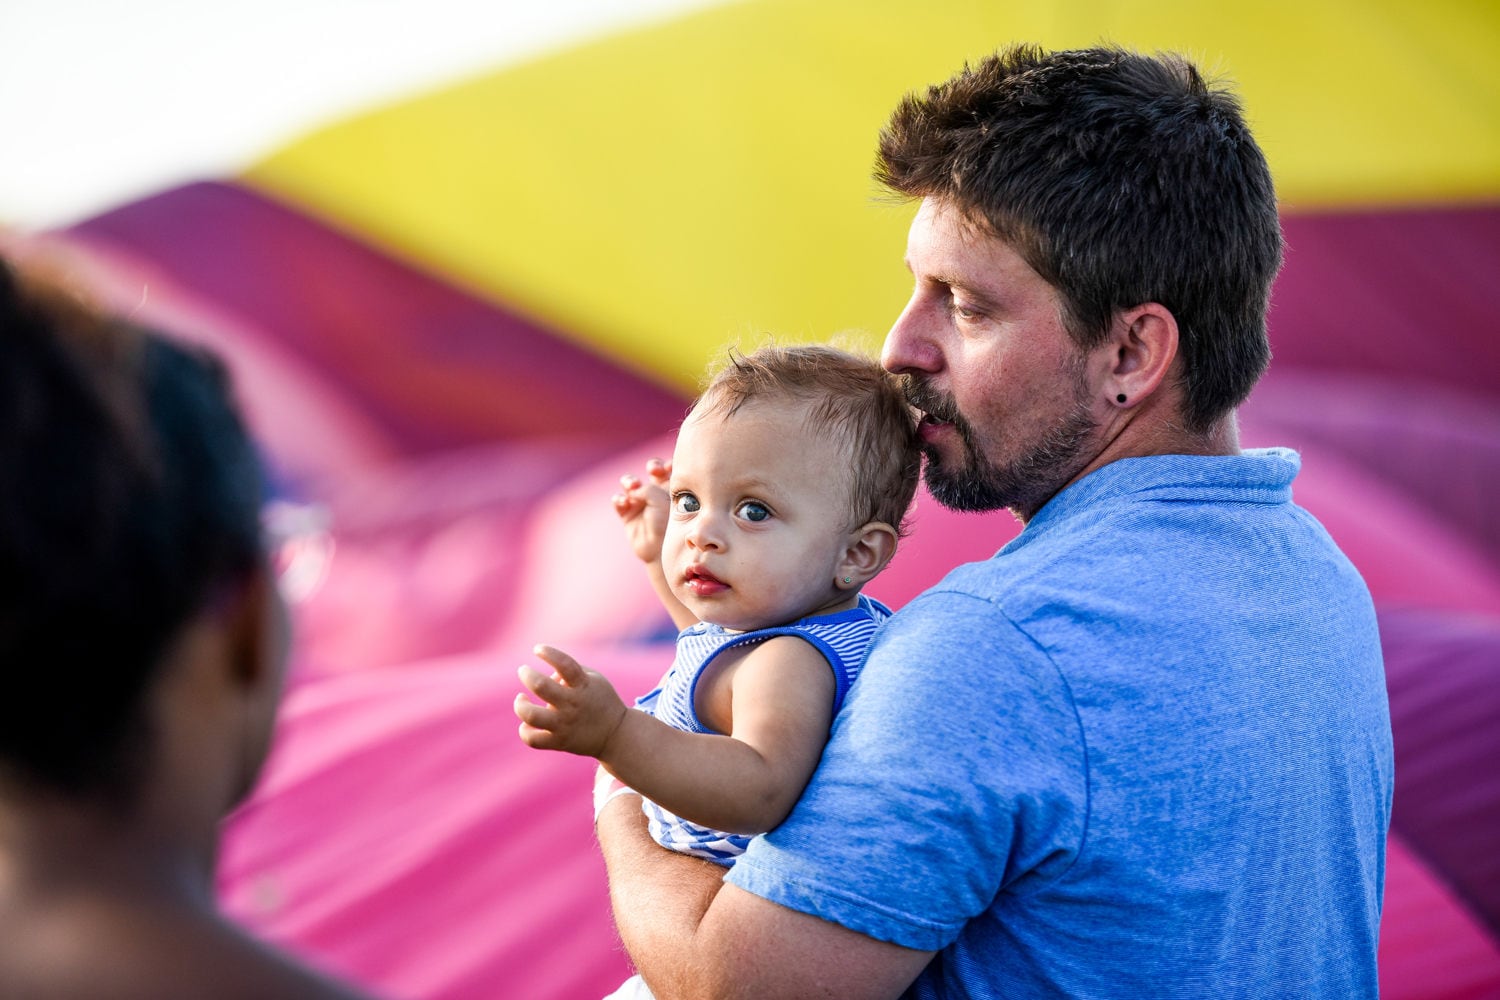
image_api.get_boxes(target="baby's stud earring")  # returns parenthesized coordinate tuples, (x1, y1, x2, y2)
(843, 576, 852, 584)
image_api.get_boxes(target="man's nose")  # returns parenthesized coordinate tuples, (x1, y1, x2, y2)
(882, 294, 941, 375)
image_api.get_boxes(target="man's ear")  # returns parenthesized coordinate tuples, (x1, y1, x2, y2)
(837, 522, 901, 590)
(1101, 302, 1179, 407)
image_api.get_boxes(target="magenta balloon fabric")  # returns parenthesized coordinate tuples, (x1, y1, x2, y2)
(1380, 608, 1500, 936)
(219, 646, 666, 1000)
(1382, 832, 1500, 999)
(1244, 372, 1500, 576)
(1270, 207, 1500, 403)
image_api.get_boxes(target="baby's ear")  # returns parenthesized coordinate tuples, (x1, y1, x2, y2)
(837, 522, 900, 590)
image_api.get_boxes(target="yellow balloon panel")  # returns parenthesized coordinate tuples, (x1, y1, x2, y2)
(244, 0, 1500, 391)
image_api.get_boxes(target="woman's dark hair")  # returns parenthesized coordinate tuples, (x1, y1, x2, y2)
(0, 259, 265, 797)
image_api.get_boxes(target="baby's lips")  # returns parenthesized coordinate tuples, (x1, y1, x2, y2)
(685, 564, 725, 586)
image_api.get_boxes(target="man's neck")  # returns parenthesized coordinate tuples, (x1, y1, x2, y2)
(1014, 410, 1242, 525)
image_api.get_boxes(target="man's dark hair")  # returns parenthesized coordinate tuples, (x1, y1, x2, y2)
(0, 259, 265, 798)
(877, 44, 1283, 433)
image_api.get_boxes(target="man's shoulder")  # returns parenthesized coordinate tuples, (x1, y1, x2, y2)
(894, 525, 1102, 618)
(876, 560, 1056, 671)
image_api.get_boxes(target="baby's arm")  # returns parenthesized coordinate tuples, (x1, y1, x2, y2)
(613, 459, 696, 632)
(515, 638, 836, 835)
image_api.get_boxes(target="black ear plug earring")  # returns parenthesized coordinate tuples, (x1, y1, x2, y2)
(1116, 393, 1127, 404)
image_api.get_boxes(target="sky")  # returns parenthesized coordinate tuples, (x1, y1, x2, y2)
(0, 0, 716, 230)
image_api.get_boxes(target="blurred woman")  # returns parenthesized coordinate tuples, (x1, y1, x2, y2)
(0, 258, 375, 999)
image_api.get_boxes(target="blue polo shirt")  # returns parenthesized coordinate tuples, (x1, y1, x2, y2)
(730, 449, 1393, 998)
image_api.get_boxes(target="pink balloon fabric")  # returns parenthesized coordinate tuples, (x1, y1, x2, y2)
(1379, 609, 1500, 937)
(219, 646, 666, 999)
(1270, 207, 1500, 404)
(21, 189, 1499, 998)
(1382, 832, 1500, 1000)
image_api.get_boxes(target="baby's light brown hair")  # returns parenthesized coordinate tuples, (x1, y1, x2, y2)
(693, 344, 921, 535)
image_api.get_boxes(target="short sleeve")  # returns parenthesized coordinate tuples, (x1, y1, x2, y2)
(726, 589, 1089, 951)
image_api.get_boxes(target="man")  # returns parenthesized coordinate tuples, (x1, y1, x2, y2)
(597, 44, 1393, 998)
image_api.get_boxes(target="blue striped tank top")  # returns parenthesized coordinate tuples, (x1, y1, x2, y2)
(634, 595, 891, 865)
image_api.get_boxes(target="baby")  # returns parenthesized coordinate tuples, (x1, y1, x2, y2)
(514, 344, 919, 873)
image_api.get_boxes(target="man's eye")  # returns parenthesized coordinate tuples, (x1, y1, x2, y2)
(950, 299, 979, 321)
(673, 492, 700, 514)
(737, 501, 770, 522)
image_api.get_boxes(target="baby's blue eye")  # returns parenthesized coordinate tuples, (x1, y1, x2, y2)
(737, 501, 770, 522)
(673, 492, 700, 514)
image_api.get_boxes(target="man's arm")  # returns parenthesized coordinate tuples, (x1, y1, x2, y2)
(595, 794, 933, 1000)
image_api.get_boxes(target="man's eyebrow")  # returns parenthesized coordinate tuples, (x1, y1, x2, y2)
(925, 268, 986, 297)
(903, 256, 965, 291)
(902, 255, 1002, 308)
(903, 255, 951, 284)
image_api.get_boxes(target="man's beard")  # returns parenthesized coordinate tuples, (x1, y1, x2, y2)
(903, 371, 1097, 519)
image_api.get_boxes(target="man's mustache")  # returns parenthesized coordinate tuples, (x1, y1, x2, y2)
(901, 376, 961, 426)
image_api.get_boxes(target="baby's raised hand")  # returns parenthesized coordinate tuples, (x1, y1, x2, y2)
(515, 644, 628, 759)
(611, 458, 671, 564)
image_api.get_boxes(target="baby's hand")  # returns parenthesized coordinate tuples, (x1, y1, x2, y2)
(612, 458, 671, 565)
(514, 644, 628, 759)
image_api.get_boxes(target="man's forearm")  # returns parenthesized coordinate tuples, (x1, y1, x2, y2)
(596, 791, 934, 999)
(595, 792, 727, 998)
